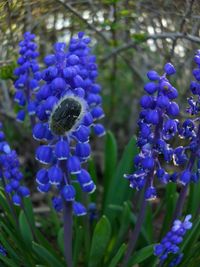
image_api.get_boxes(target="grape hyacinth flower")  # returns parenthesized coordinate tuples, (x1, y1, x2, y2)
(124, 63, 179, 200)
(33, 32, 105, 216)
(154, 215, 192, 266)
(121, 63, 180, 267)
(13, 32, 40, 125)
(0, 123, 30, 206)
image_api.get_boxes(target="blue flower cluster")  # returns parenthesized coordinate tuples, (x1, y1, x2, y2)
(171, 50, 200, 186)
(13, 32, 40, 123)
(124, 63, 180, 199)
(33, 32, 105, 216)
(0, 244, 6, 257)
(0, 123, 30, 206)
(187, 50, 200, 115)
(154, 215, 192, 266)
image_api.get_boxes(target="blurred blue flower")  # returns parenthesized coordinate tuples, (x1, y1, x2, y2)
(13, 32, 40, 124)
(154, 215, 192, 266)
(0, 123, 30, 206)
(88, 202, 98, 223)
(0, 244, 6, 256)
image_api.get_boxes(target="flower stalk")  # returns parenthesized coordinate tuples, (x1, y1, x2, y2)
(1, 176, 19, 228)
(121, 182, 148, 267)
(63, 200, 73, 267)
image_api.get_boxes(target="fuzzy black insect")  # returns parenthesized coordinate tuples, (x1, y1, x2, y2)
(50, 97, 82, 135)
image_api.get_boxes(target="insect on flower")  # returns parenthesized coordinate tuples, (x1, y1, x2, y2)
(49, 95, 86, 135)
(33, 32, 105, 216)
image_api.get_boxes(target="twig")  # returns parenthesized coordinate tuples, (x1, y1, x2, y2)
(170, 0, 195, 59)
(54, 0, 109, 44)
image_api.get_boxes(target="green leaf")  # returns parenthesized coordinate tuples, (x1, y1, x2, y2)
(187, 182, 200, 216)
(104, 136, 138, 220)
(89, 215, 111, 267)
(0, 63, 16, 80)
(32, 242, 64, 267)
(0, 230, 20, 263)
(108, 243, 126, 267)
(0, 189, 15, 227)
(109, 202, 131, 258)
(178, 242, 200, 267)
(23, 197, 35, 229)
(160, 183, 177, 238)
(144, 203, 153, 243)
(0, 221, 24, 250)
(120, 9, 131, 16)
(35, 228, 63, 262)
(19, 211, 33, 247)
(181, 216, 200, 253)
(88, 158, 98, 185)
(0, 189, 11, 214)
(57, 227, 64, 255)
(0, 255, 19, 267)
(103, 131, 117, 209)
(132, 33, 148, 43)
(0, 221, 34, 265)
(73, 226, 84, 266)
(127, 244, 154, 266)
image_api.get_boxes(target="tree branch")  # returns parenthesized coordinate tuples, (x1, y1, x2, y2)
(101, 32, 200, 63)
(54, 0, 109, 44)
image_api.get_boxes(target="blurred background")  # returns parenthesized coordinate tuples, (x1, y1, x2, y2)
(0, 0, 200, 201)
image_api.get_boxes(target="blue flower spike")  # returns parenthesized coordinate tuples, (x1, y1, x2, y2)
(124, 62, 180, 200)
(33, 32, 105, 215)
(14, 32, 40, 125)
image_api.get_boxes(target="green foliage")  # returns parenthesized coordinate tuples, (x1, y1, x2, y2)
(103, 130, 117, 208)
(131, 33, 148, 43)
(104, 134, 138, 221)
(89, 215, 111, 267)
(1, 129, 200, 267)
(127, 244, 155, 267)
(19, 211, 33, 247)
(32, 242, 65, 267)
(0, 63, 16, 80)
